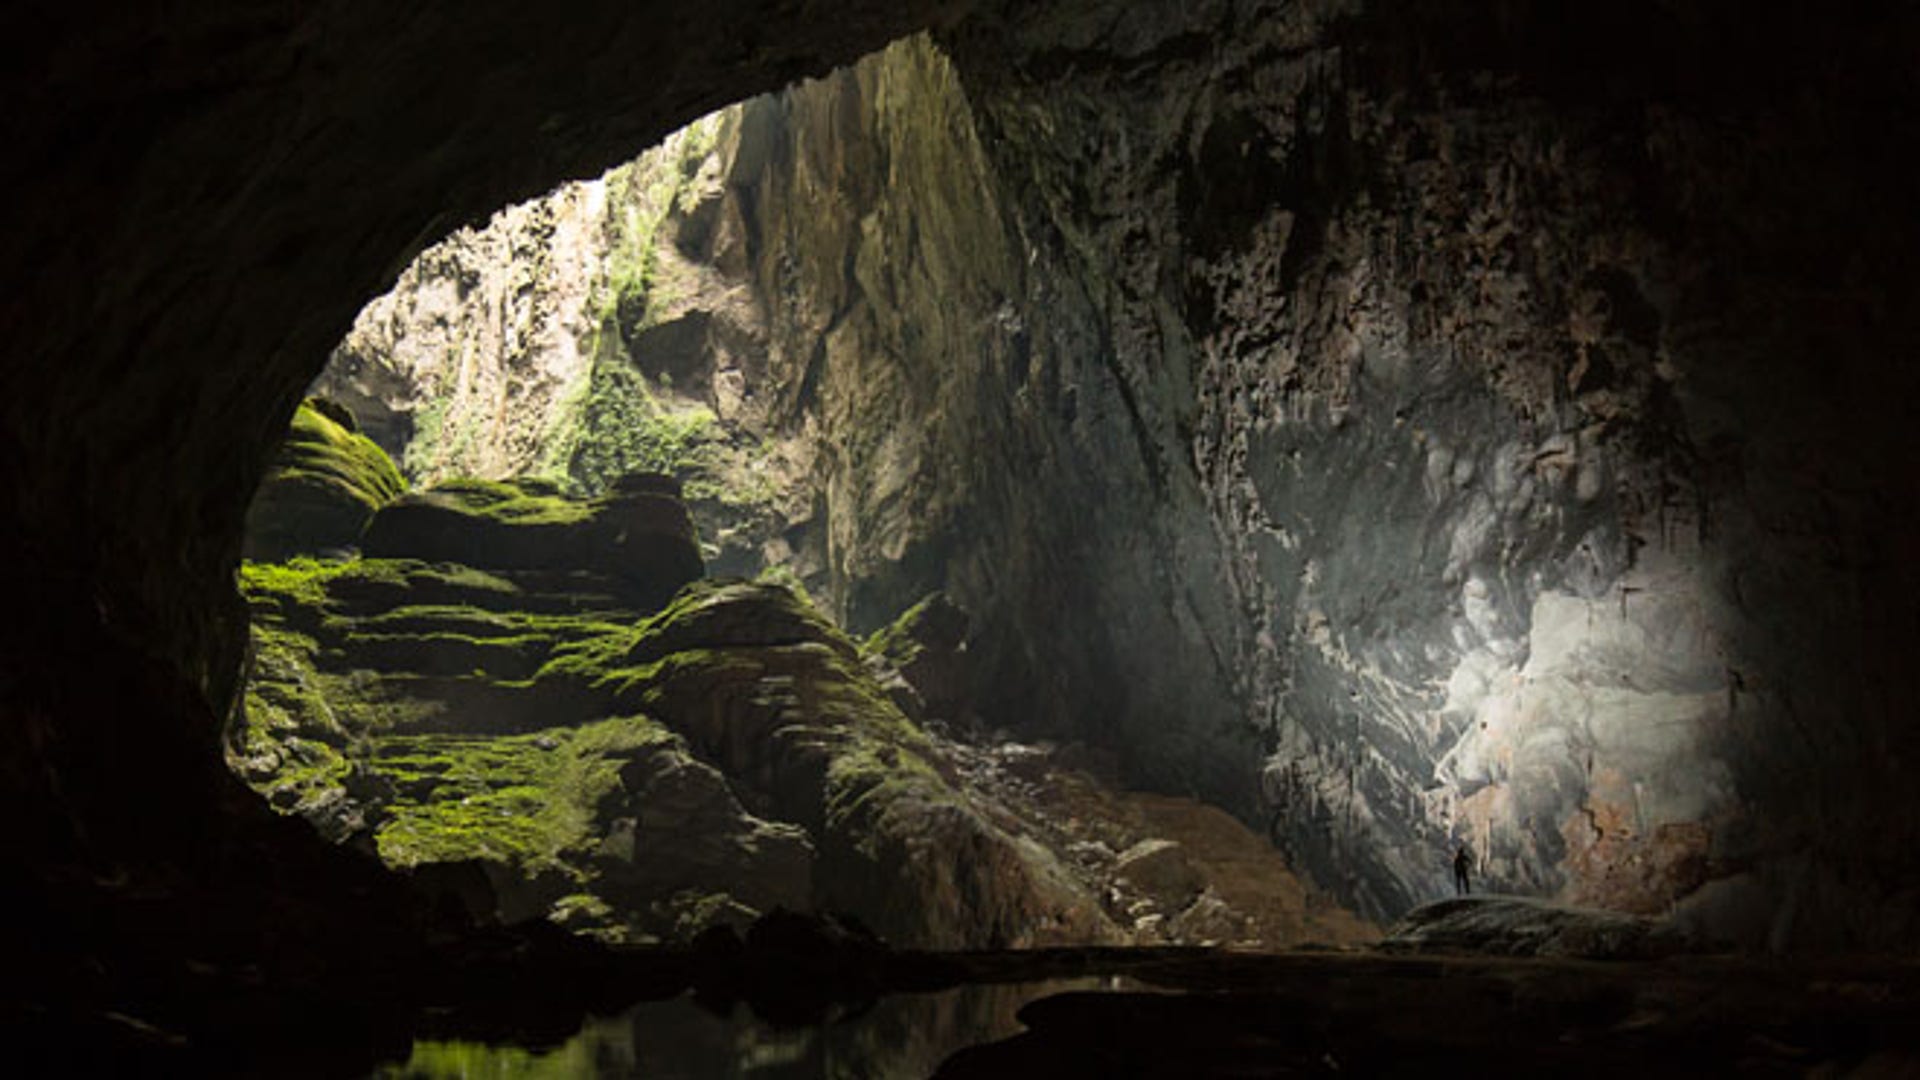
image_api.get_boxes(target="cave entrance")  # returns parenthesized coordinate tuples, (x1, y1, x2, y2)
(229, 37, 1371, 956)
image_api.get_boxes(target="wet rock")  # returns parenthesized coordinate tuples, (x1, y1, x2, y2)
(1384, 895, 1692, 960)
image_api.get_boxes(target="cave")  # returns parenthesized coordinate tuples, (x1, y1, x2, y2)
(6, 1, 1920, 1075)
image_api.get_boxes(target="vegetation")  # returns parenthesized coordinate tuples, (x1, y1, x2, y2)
(244, 398, 409, 558)
(863, 593, 941, 665)
(239, 556, 521, 615)
(273, 397, 407, 510)
(372, 717, 672, 875)
(756, 563, 817, 608)
(564, 353, 725, 496)
(233, 537, 970, 943)
(375, 1029, 610, 1080)
(413, 477, 596, 526)
(592, 112, 726, 331)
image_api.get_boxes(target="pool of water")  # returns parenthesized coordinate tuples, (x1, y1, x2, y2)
(372, 976, 1139, 1078)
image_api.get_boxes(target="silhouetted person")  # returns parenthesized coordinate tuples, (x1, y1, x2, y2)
(1452, 844, 1473, 896)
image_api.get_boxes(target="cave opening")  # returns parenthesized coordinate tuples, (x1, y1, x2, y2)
(10, 2, 1920, 1075)
(234, 36, 1375, 962)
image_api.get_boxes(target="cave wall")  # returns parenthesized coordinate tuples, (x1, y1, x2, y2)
(275, 3, 1920, 945)
(932, 0, 1920, 941)
(5, 0, 1918, 965)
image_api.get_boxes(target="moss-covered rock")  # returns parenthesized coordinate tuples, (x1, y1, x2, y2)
(602, 580, 1115, 947)
(863, 591, 972, 724)
(362, 473, 702, 610)
(243, 398, 408, 560)
(235, 563, 1118, 946)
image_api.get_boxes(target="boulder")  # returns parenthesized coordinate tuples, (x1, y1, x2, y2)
(1383, 895, 1694, 960)
(360, 475, 702, 610)
(243, 398, 407, 560)
(1111, 839, 1207, 913)
(864, 592, 972, 722)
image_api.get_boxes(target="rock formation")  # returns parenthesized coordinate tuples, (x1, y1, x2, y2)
(244, 398, 409, 561)
(287, 11, 1920, 951)
(236, 425, 1348, 946)
(5, 1, 1920, 1069)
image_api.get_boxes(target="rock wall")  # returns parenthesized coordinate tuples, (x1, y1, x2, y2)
(8, 0, 1914, 1006)
(332, 8, 1920, 945)
(934, 0, 1920, 945)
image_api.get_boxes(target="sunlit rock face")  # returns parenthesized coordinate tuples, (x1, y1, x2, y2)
(313, 5, 1920, 947)
(936, 1, 1920, 944)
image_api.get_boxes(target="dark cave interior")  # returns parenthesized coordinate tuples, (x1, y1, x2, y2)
(5, 1, 1920, 1075)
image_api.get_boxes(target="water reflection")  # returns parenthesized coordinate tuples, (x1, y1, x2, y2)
(375, 977, 1135, 1078)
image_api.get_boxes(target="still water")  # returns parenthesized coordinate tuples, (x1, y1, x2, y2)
(373, 977, 1133, 1079)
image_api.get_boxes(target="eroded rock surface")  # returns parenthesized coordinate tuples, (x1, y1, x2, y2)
(303, 9, 1920, 947)
(240, 466, 1366, 948)
(1384, 895, 1690, 960)
(244, 399, 408, 561)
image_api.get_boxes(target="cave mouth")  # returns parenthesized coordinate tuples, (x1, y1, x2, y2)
(231, 41, 1374, 959)
(16, 2, 1920, 1073)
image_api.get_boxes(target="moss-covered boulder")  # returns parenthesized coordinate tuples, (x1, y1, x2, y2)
(234, 564, 1115, 947)
(862, 591, 972, 724)
(367, 718, 811, 931)
(362, 474, 702, 610)
(584, 581, 1115, 948)
(243, 397, 407, 560)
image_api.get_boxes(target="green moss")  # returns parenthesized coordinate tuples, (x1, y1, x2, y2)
(239, 556, 356, 610)
(372, 717, 671, 875)
(239, 557, 523, 618)
(403, 398, 448, 478)
(590, 112, 726, 330)
(862, 594, 940, 664)
(419, 477, 595, 526)
(562, 352, 729, 496)
(344, 605, 625, 641)
(753, 564, 815, 611)
(375, 1033, 604, 1080)
(270, 398, 407, 510)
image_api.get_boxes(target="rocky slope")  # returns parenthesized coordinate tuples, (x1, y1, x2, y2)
(305, 10, 1920, 951)
(237, 413, 1362, 947)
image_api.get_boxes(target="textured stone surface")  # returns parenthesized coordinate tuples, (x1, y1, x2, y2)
(927, 2, 1920, 947)
(360, 476, 704, 608)
(5, 16, 1920, 1068)
(1, 6, 971, 1046)
(1383, 895, 1689, 960)
(243, 398, 407, 560)
(295, 8, 1920, 951)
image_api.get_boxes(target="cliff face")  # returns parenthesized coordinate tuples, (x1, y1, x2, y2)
(939, 1, 1920, 943)
(326, 9, 1920, 945)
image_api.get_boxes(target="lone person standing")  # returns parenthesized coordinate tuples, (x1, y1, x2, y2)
(1452, 843, 1474, 896)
